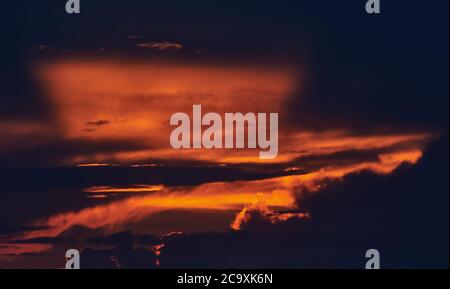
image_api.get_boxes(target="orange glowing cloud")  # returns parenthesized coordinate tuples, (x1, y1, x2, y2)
(230, 202, 310, 230)
(0, 144, 426, 257)
(35, 58, 298, 164)
(84, 185, 164, 194)
(0, 56, 434, 259)
(18, 186, 295, 242)
(31, 57, 435, 167)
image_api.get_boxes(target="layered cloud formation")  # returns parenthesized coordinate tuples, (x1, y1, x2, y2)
(0, 0, 447, 269)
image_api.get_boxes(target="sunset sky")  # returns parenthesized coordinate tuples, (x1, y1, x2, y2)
(0, 1, 448, 268)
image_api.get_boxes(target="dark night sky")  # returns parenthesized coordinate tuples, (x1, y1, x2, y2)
(0, 0, 448, 268)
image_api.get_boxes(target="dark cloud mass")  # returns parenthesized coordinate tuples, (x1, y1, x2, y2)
(85, 120, 111, 127)
(158, 138, 449, 269)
